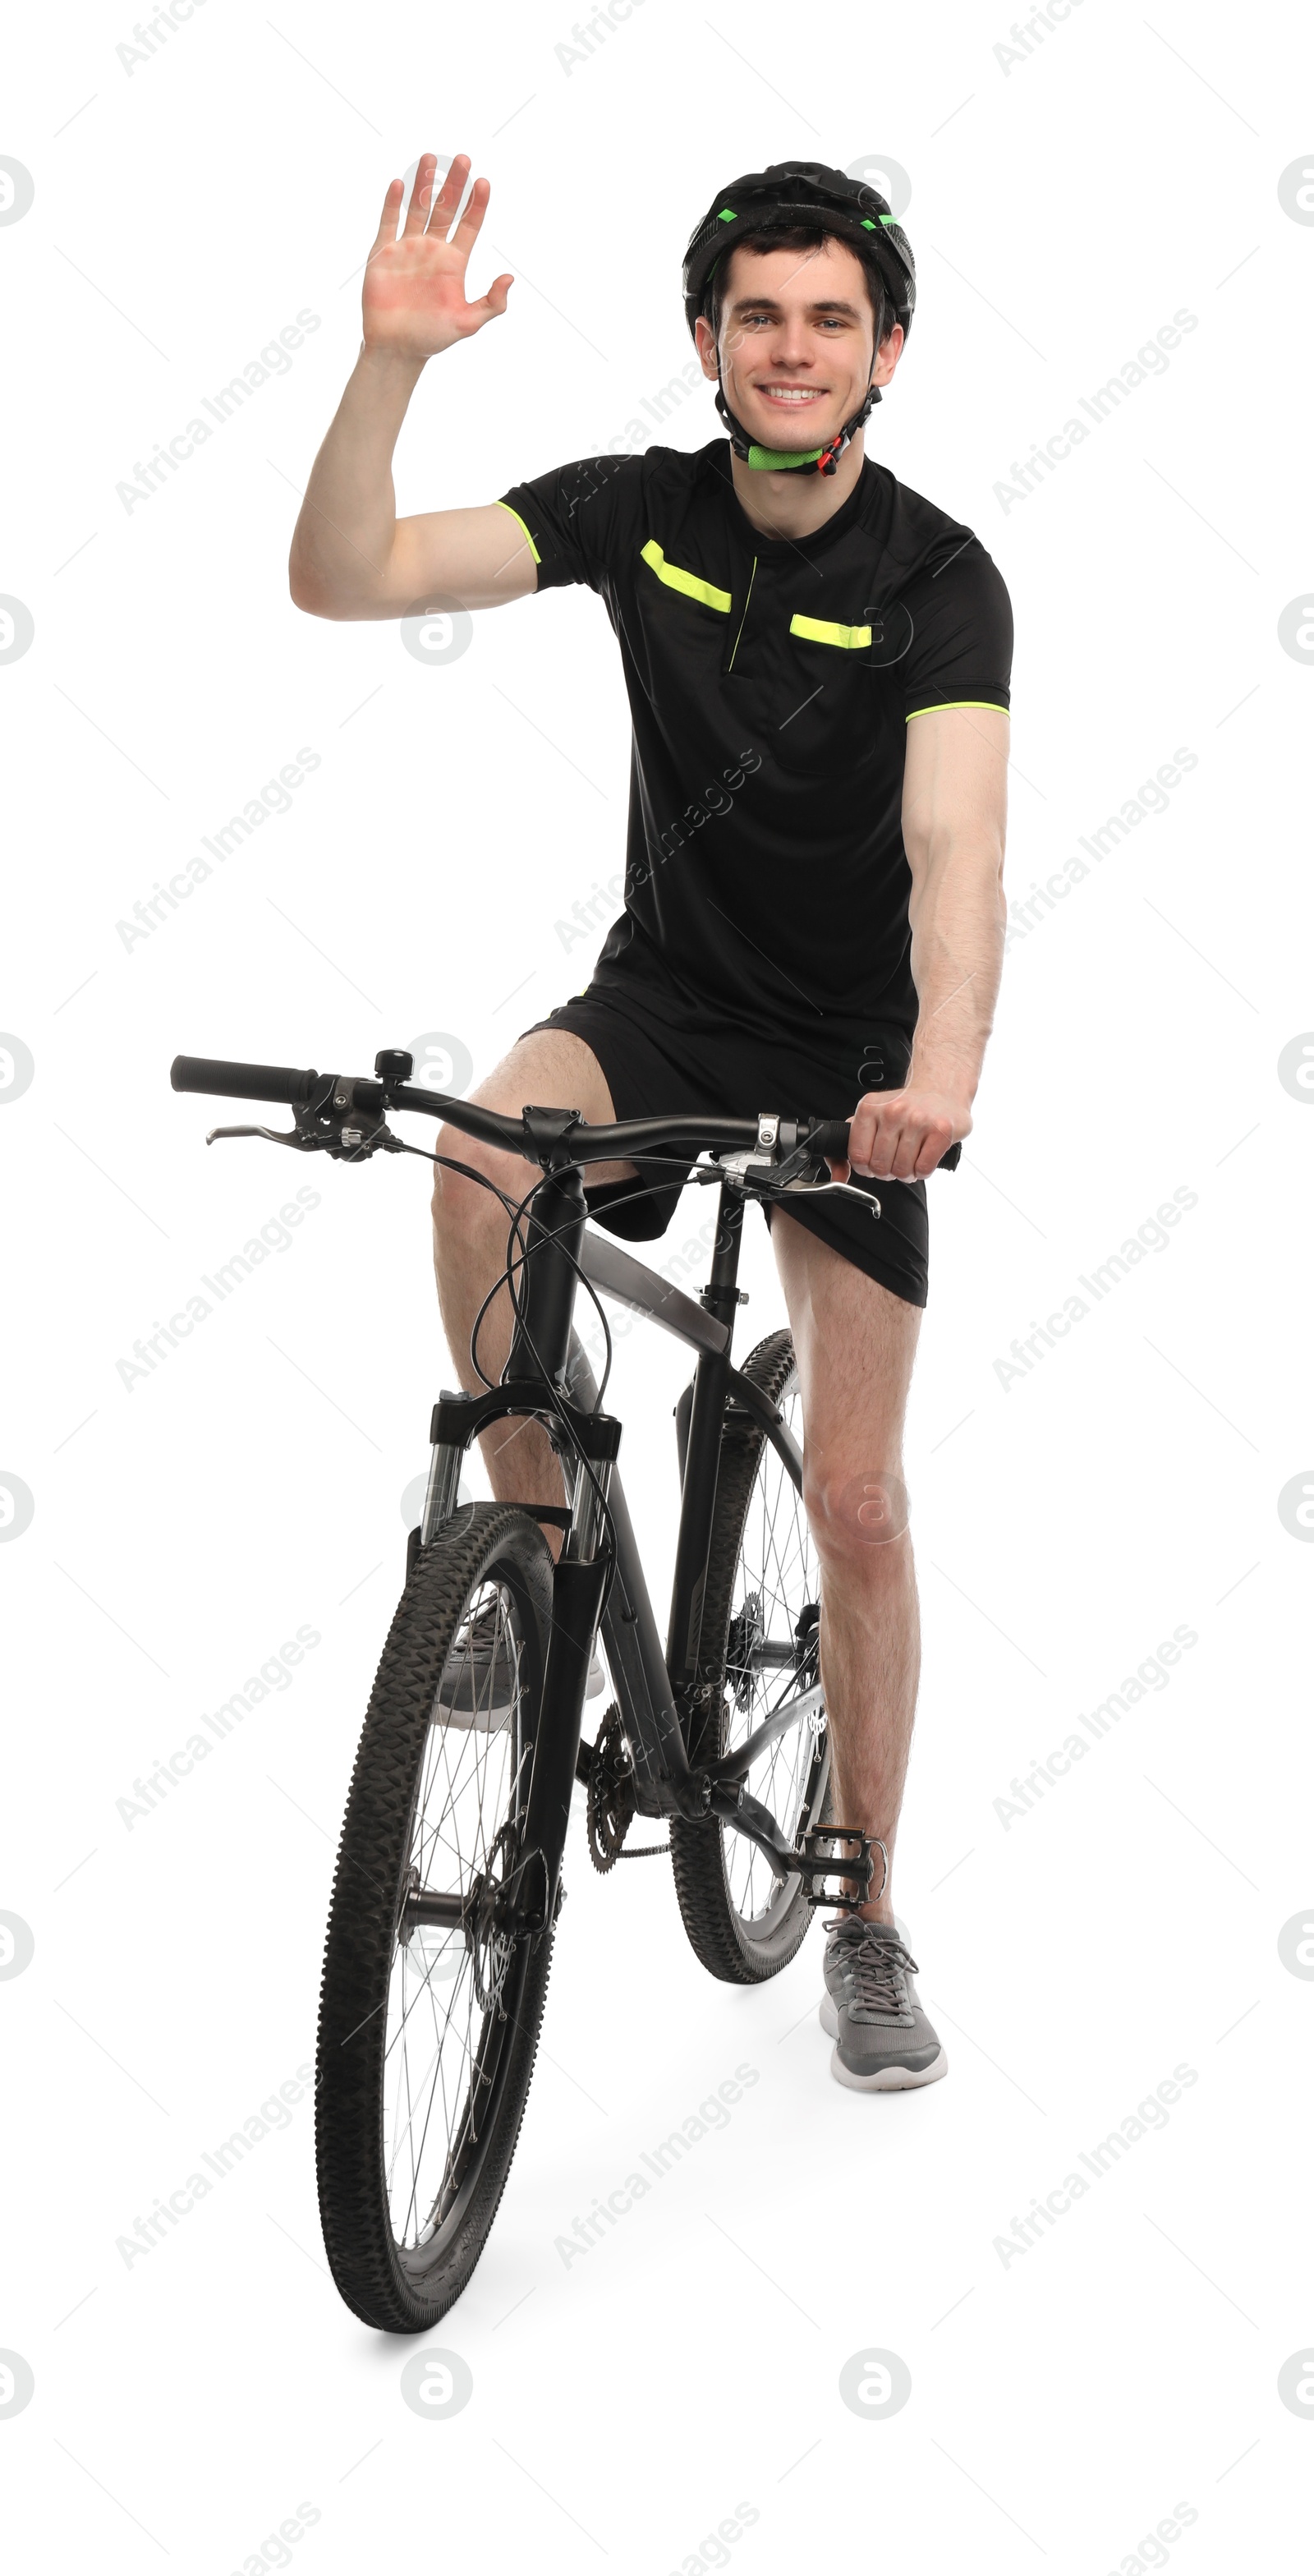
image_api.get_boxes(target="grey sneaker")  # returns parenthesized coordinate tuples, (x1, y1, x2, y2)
(818, 1917, 948, 2091)
(438, 1605, 603, 1726)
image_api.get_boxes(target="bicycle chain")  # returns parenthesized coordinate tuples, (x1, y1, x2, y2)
(585, 1704, 668, 1870)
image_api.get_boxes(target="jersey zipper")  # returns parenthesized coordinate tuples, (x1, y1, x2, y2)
(727, 557, 758, 673)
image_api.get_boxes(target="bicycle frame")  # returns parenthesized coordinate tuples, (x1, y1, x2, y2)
(416, 1161, 847, 1915)
(168, 1046, 879, 1917)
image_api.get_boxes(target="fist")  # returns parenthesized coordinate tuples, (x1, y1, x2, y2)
(842, 1086, 969, 1183)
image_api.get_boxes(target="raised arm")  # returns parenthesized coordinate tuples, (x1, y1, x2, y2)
(845, 704, 1009, 1182)
(288, 152, 536, 620)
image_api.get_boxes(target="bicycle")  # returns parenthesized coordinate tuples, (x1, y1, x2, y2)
(169, 1043, 960, 2330)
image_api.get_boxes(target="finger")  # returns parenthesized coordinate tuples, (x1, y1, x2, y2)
(889, 1120, 929, 1180)
(913, 1123, 954, 1179)
(472, 272, 514, 321)
(900, 1123, 945, 1180)
(429, 153, 472, 238)
(847, 1100, 884, 1175)
(868, 1114, 907, 1179)
(372, 176, 404, 251)
(449, 173, 491, 258)
(402, 150, 440, 237)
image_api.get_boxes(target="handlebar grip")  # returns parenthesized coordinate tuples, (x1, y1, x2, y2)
(170, 1056, 323, 1106)
(805, 1118, 962, 1173)
(806, 1117, 852, 1163)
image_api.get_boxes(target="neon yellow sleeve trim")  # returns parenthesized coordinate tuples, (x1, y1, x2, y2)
(640, 539, 732, 614)
(789, 612, 872, 650)
(905, 700, 1008, 721)
(494, 501, 540, 564)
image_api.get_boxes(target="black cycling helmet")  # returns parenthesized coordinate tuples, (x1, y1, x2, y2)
(682, 160, 916, 474)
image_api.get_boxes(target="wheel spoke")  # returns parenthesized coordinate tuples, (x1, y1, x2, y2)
(719, 1372, 825, 1927)
(380, 1575, 531, 2250)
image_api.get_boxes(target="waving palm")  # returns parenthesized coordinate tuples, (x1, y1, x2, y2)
(363, 151, 513, 361)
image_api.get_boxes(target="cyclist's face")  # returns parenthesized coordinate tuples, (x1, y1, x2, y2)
(695, 237, 903, 448)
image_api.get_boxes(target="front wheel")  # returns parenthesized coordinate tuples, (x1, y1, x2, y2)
(670, 1332, 831, 1983)
(315, 1503, 555, 2330)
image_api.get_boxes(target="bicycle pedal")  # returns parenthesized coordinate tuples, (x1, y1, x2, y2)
(794, 1824, 875, 1910)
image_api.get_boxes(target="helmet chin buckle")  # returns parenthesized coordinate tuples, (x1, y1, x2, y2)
(717, 379, 880, 473)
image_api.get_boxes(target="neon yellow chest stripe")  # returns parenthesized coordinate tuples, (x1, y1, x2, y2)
(789, 612, 871, 651)
(640, 539, 732, 614)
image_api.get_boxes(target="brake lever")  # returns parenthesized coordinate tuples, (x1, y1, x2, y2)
(206, 1122, 313, 1150)
(770, 1176, 882, 1219)
(206, 1106, 404, 1160)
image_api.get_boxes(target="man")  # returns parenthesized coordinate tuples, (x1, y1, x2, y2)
(289, 154, 1012, 2092)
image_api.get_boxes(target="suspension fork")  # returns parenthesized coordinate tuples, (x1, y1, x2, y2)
(664, 1184, 743, 1690)
(420, 1143, 585, 1549)
(520, 1413, 618, 1934)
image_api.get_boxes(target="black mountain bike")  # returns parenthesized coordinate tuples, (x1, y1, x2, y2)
(170, 1045, 959, 2330)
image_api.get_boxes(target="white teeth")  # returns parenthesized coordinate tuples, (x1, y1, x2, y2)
(760, 388, 823, 400)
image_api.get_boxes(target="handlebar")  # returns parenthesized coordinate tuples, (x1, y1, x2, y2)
(169, 1055, 961, 1174)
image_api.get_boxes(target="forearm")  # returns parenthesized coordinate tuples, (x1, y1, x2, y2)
(289, 346, 426, 617)
(905, 839, 1006, 1103)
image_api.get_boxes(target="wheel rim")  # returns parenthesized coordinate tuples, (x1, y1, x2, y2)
(383, 1573, 533, 2261)
(720, 1368, 828, 1931)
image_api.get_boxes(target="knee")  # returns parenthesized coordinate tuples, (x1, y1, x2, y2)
(431, 1127, 525, 1249)
(805, 1463, 912, 1583)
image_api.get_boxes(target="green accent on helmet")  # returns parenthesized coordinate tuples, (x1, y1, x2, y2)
(683, 164, 917, 350)
(746, 444, 825, 470)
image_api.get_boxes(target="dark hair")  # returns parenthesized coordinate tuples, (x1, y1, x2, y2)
(707, 223, 896, 348)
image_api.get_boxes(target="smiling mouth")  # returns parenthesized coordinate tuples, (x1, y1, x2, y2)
(755, 384, 829, 404)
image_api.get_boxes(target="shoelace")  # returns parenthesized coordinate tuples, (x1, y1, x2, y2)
(455, 1606, 500, 1655)
(834, 1922, 919, 2017)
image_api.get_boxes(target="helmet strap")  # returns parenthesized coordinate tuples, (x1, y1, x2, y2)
(714, 376, 880, 475)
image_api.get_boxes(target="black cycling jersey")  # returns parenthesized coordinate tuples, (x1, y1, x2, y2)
(498, 438, 1012, 1057)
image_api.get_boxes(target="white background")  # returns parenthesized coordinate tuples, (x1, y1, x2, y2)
(2, 0, 1312, 2567)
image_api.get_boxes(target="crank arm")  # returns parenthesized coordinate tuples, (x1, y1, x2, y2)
(707, 1779, 798, 1883)
(709, 1789, 880, 1911)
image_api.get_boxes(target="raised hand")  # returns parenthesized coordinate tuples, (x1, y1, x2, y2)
(362, 151, 513, 361)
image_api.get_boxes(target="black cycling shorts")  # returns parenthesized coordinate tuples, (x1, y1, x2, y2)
(522, 980, 929, 1309)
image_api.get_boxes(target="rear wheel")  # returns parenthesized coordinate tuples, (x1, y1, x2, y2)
(671, 1332, 831, 1983)
(315, 1503, 555, 2331)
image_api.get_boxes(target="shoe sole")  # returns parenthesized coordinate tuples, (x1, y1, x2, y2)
(818, 1994, 948, 2089)
(434, 1699, 512, 1730)
(830, 2044, 949, 2091)
(440, 1663, 603, 1723)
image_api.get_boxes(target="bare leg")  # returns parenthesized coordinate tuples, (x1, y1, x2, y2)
(770, 1215, 922, 1925)
(430, 1028, 631, 1519)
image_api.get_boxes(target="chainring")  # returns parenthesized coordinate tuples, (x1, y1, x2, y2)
(586, 1704, 636, 1874)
